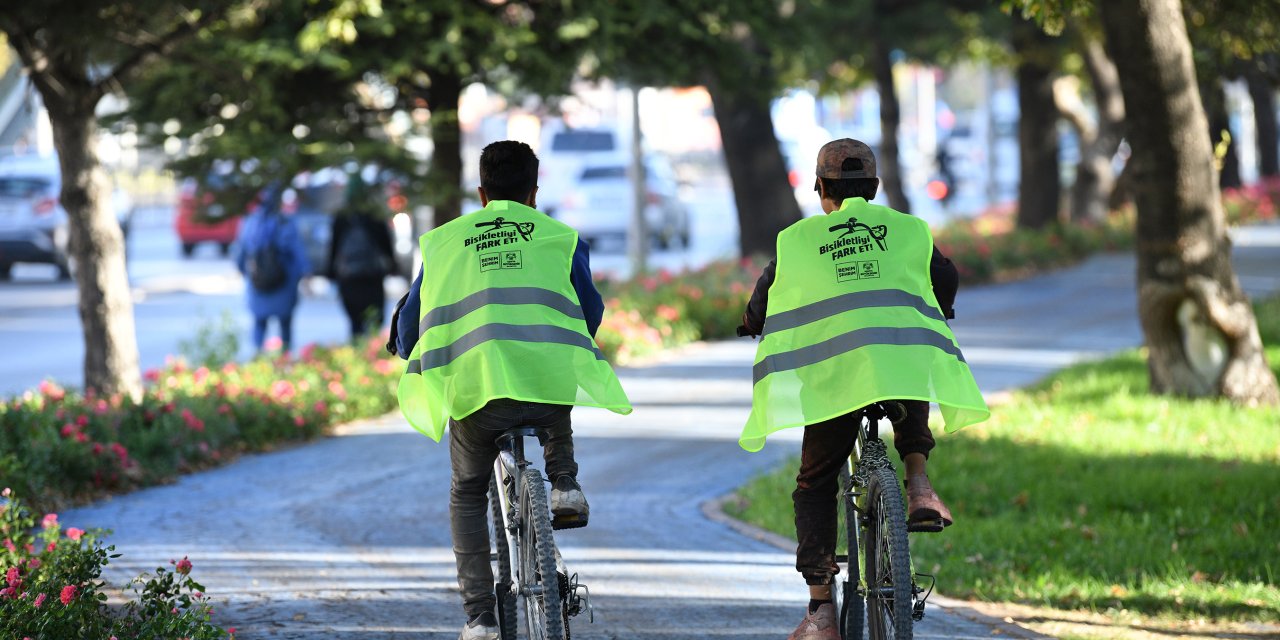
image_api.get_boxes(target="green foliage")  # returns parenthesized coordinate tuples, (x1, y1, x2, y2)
(177, 310, 241, 369)
(0, 337, 401, 515)
(0, 492, 228, 638)
(730, 298, 1280, 622)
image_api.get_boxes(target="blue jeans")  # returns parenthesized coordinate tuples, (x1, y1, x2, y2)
(252, 314, 293, 352)
(448, 398, 577, 619)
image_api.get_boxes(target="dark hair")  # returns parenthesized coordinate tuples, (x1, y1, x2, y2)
(480, 140, 539, 202)
(817, 158, 878, 202)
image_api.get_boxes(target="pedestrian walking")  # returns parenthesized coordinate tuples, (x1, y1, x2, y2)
(234, 182, 311, 356)
(328, 174, 395, 341)
(737, 139, 989, 640)
(389, 140, 631, 640)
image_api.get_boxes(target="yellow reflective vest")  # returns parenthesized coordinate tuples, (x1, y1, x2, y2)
(397, 200, 632, 441)
(740, 197, 989, 452)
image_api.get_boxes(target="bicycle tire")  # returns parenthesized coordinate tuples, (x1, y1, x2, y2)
(841, 467, 866, 640)
(490, 477, 519, 640)
(518, 469, 566, 640)
(864, 466, 913, 640)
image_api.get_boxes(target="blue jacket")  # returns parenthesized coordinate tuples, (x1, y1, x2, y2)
(396, 238, 603, 358)
(235, 209, 312, 318)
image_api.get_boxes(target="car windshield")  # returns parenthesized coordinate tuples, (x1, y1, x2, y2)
(580, 166, 628, 180)
(551, 131, 614, 152)
(0, 177, 51, 198)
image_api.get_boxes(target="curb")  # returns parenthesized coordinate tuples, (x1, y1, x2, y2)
(700, 493, 1056, 640)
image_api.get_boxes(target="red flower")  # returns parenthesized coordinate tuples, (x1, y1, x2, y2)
(59, 584, 77, 605)
(32, 593, 45, 608)
(144, 369, 161, 383)
(174, 556, 192, 575)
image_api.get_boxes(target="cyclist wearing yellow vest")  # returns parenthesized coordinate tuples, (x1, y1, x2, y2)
(739, 139, 989, 640)
(389, 141, 631, 640)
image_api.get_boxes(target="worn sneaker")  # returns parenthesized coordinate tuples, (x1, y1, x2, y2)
(905, 474, 954, 532)
(458, 611, 499, 640)
(550, 475, 589, 530)
(787, 602, 839, 640)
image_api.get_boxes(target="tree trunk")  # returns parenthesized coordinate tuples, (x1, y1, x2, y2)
(1245, 66, 1279, 178)
(1099, 0, 1279, 405)
(706, 79, 803, 258)
(1068, 37, 1125, 223)
(46, 99, 143, 398)
(1013, 16, 1061, 230)
(871, 35, 910, 214)
(1205, 80, 1242, 190)
(426, 70, 464, 227)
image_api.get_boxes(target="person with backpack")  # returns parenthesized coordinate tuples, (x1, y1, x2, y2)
(234, 181, 311, 355)
(328, 174, 396, 341)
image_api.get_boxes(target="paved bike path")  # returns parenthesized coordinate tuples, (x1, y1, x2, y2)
(63, 226, 1280, 638)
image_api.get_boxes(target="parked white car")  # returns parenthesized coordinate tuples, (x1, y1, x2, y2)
(538, 125, 623, 216)
(550, 154, 690, 250)
(0, 154, 134, 280)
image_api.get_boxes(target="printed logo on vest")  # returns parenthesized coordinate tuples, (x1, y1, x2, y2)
(835, 259, 880, 282)
(465, 217, 536, 252)
(819, 217, 888, 261)
(480, 250, 523, 272)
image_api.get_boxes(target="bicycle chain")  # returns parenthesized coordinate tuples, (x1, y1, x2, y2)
(852, 436, 891, 488)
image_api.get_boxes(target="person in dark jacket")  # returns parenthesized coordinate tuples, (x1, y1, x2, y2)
(328, 175, 396, 341)
(740, 139, 961, 640)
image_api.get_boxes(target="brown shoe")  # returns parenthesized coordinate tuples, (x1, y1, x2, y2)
(787, 602, 839, 640)
(905, 474, 953, 532)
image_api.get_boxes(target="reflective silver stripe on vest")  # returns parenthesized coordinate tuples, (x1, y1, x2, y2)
(761, 289, 945, 337)
(420, 287, 585, 336)
(407, 323, 605, 374)
(753, 326, 966, 385)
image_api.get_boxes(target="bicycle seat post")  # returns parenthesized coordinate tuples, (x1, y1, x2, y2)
(495, 426, 545, 468)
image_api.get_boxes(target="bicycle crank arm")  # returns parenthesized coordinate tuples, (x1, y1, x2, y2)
(912, 573, 936, 621)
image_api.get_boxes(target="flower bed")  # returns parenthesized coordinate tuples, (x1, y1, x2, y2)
(0, 337, 401, 516)
(2, 489, 231, 638)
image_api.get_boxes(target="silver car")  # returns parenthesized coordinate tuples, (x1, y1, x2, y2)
(0, 155, 133, 280)
(550, 154, 691, 250)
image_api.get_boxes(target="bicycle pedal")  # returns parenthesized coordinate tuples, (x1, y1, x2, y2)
(907, 518, 945, 533)
(552, 514, 588, 530)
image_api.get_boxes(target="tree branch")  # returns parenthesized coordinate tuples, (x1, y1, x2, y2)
(94, 4, 233, 100)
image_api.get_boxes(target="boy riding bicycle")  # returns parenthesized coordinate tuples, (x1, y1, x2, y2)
(737, 139, 989, 640)
(390, 141, 632, 640)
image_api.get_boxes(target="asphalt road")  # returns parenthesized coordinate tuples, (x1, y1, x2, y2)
(37, 212, 1280, 638)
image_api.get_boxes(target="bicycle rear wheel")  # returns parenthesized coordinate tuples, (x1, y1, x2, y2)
(864, 466, 913, 640)
(839, 467, 865, 640)
(518, 469, 565, 640)
(489, 477, 519, 640)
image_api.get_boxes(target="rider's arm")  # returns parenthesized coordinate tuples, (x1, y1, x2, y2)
(740, 258, 777, 337)
(930, 246, 958, 320)
(392, 266, 423, 359)
(570, 239, 604, 337)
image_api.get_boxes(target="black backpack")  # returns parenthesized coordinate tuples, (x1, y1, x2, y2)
(246, 218, 288, 291)
(334, 221, 387, 279)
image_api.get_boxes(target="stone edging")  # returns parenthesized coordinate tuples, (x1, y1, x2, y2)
(700, 492, 1055, 640)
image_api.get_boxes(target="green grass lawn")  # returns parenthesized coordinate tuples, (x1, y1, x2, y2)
(727, 296, 1280, 623)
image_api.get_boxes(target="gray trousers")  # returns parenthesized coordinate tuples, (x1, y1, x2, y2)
(449, 398, 577, 619)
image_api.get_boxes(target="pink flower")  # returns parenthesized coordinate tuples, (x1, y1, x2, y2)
(294, 415, 306, 427)
(144, 369, 161, 382)
(75, 432, 89, 443)
(218, 403, 232, 416)
(33, 593, 45, 608)
(1, 487, 9, 497)
(110, 443, 129, 462)
(27, 558, 40, 570)
(46, 542, 56, 553)
(41, 513, 58, 529)
(92, 443, 104, 456)
(264, 336, 284, 351)
(327, 380, 346, 399)
(174, 556, 192, 575)
(66, 528, 84, 542)
(59, 584, 77, 605)
(60, 423, 77, 438)
(6, 566, 19, 587)
(39, 380, 65, 402)
(374, 359, 395, 375)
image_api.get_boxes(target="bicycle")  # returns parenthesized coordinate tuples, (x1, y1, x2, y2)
(487, 427, 593, 640)
(831, 402, 936, 640)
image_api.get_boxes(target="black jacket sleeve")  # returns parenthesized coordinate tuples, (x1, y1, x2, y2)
(929, 246, 959, 319)
(740, 259, 777, 337)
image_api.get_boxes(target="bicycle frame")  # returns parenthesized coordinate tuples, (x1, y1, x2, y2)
(493, 427, 540, 598)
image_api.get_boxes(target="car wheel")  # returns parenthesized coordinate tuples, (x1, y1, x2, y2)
(181, 242, 196, 257)
(219, 242, 232, 257)
(0, 263, 11, 281)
